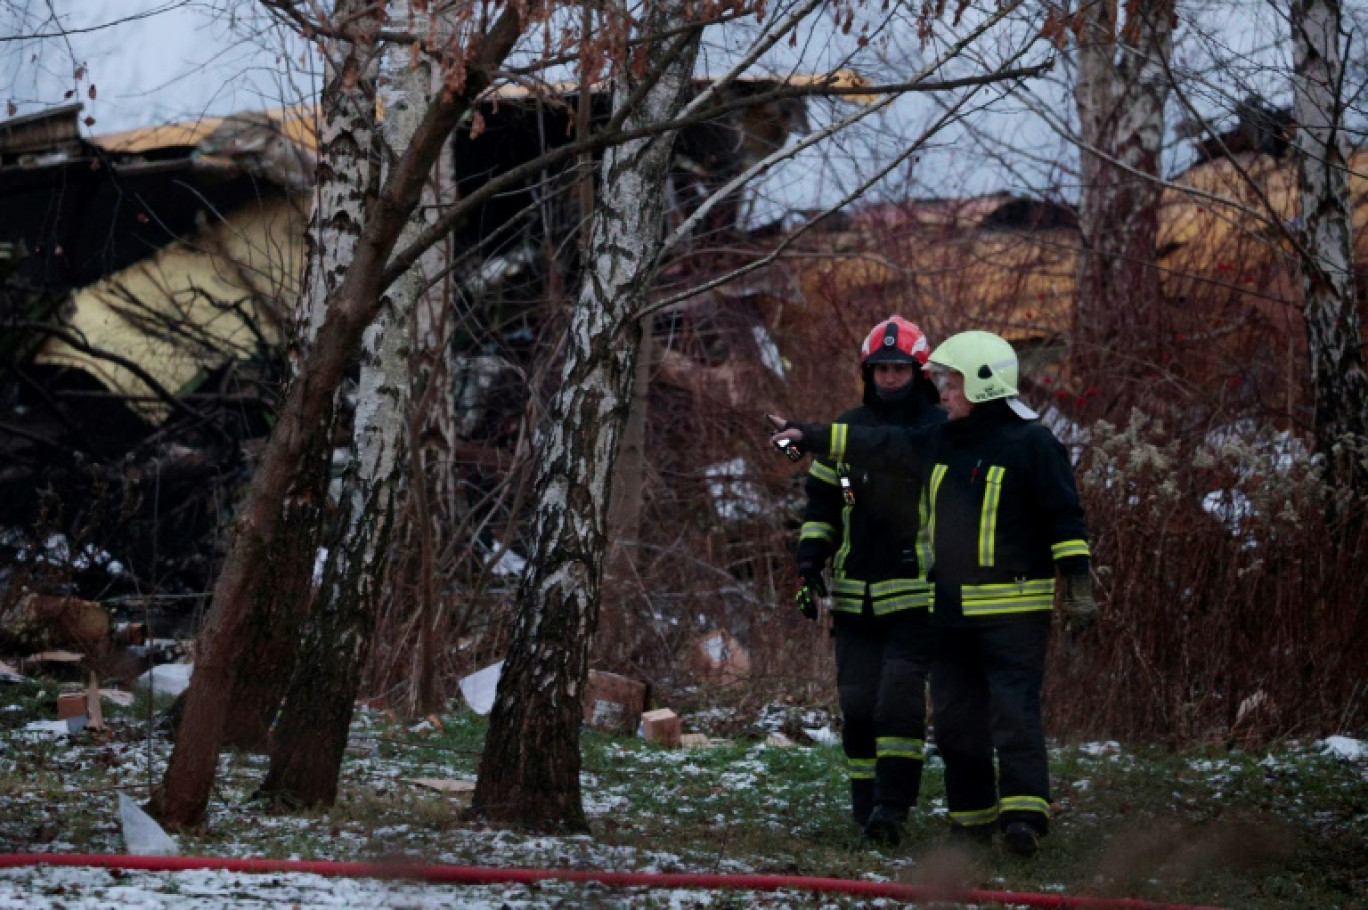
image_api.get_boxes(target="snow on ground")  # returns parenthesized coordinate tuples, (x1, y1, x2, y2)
(0, 863, 849, 909)
(0, 704, 888, 908)
(1319, 735, 1367, 762)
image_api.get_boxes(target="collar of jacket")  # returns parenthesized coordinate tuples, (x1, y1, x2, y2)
(942, 398, 1026, 441)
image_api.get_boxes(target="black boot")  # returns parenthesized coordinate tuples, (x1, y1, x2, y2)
(948, 822, 994, 847)
(850, 778, 875, 829)
(1002, 821, 1040, 858)
(862, 804, 907, 846)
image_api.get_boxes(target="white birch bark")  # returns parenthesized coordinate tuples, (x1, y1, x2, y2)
(1071, 1, 1173, 408)
(173, 0, 382, 812)
(392, 8, 458, 715)
(259, 1, 409, 804)
(225, 2, 383, 750)
(1290, 0, 1368, 497)
(472, 0, 701, 830)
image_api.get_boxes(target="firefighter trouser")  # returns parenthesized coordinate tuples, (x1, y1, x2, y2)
(931, 615, 1052, 836)
(834, 606, 934, 825)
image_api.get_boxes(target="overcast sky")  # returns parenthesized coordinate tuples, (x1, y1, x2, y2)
(1, 1, 1339, 211)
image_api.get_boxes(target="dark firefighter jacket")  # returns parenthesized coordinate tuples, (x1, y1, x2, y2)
(796, 385, 945, 617)
(799, 400, 1090, 627)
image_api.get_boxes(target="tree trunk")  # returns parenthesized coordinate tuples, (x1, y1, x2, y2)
(606, 319, 654, 574)
(259, 311, 409, 806)
(399, 10, 458, 717)
(1290, 0, 1368, 501)
(1071, 0, 1174, 415)
(147, 6, 526, 829)
(260, 1, 457, 805)
(599, 321, 654, 664)
(470, 2, 701, 832)
(220, 0, 380, 753)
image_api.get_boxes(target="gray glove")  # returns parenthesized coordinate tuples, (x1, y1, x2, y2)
(1059, 573, 1100, 635)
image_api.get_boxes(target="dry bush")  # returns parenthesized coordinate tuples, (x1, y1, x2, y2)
(1048, 411, 1368, 744)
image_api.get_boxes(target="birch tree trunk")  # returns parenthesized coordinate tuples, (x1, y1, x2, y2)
(398, 12, 458, 717)
(606, 320, 653, 574)
(1072, 0, 1174, 415)
(220, 0, 379, 753)
(471, 1, 701, 832)
(147, 5, 527, 829)
(260, 2, 449, 805)
(259, 287, 408, 807)
(1290, 0, 1368, 501)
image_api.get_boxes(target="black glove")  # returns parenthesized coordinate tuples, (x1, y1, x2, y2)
(796, 561, 827, 598)
(1059, 573, 1099, 635)
(794, 561, 826, 622)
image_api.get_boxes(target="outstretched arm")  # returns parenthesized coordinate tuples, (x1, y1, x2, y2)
(767, 413, 931, 472)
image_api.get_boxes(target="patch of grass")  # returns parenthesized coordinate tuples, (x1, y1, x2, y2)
(2, 683, 1365, 908)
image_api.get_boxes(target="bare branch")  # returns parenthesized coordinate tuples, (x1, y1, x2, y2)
(385, 3, 1042, 290)
(658, 0, 1040, 257)
(643, 62, 1032, 316)
(0, 1, 192, 41)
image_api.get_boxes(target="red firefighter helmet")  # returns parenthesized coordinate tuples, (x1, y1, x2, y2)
(860, 316, 930, 367)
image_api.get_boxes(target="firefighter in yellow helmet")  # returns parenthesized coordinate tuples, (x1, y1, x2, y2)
(770, 330, 1099, 857)
(793, 316, 944, 845)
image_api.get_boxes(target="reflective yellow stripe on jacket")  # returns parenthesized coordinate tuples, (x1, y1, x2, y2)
(927, 464, 949, 549)
(830, 424, 849, 462)
(808, 460, 840, 487)
(1051, 538, 1090, 559)
(866, 577, 931, 613)
(959, 578, 1056, 616)
(830, 576, 867, 612)
(916, 486, 933, 583)
(800, 521, 836, 545)
(977, 465, 1006, 566)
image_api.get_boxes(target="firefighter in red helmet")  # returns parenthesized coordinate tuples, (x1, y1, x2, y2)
(772, 330, 1099, 858)
(793, 316, 944, 844)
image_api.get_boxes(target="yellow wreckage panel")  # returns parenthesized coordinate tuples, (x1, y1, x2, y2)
(91, 106, 318, 155)
(35, 197, 308, 422)
(794, 229, 1077, 345)
(1158, 148, 1368, 262)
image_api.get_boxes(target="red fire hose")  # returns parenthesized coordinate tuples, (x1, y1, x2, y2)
(0, 853, 1225, 909)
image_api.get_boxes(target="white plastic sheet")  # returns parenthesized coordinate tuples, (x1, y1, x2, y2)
(132, 663, 193, 698)
(458, 661, 503, 715)
(118, 792, 178, 856)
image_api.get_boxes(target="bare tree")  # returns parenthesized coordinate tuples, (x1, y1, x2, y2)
(1290, 0, 1368, 501)
(253, 0, 389, 805)
(217, 0, 382, 754)
(147, 1, 529, 828)
(469, 0, 703, 832)
(1070, 0, 1176, 413)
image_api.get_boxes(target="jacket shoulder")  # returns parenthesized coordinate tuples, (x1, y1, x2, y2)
(835, 404, 878, 426)
(1015, 419, 1071, 459)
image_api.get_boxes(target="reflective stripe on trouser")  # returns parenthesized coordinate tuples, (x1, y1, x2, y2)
(930, 616, 1052, 834)
(847, 757, 875, 827)
(835, 607, 933, 812)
